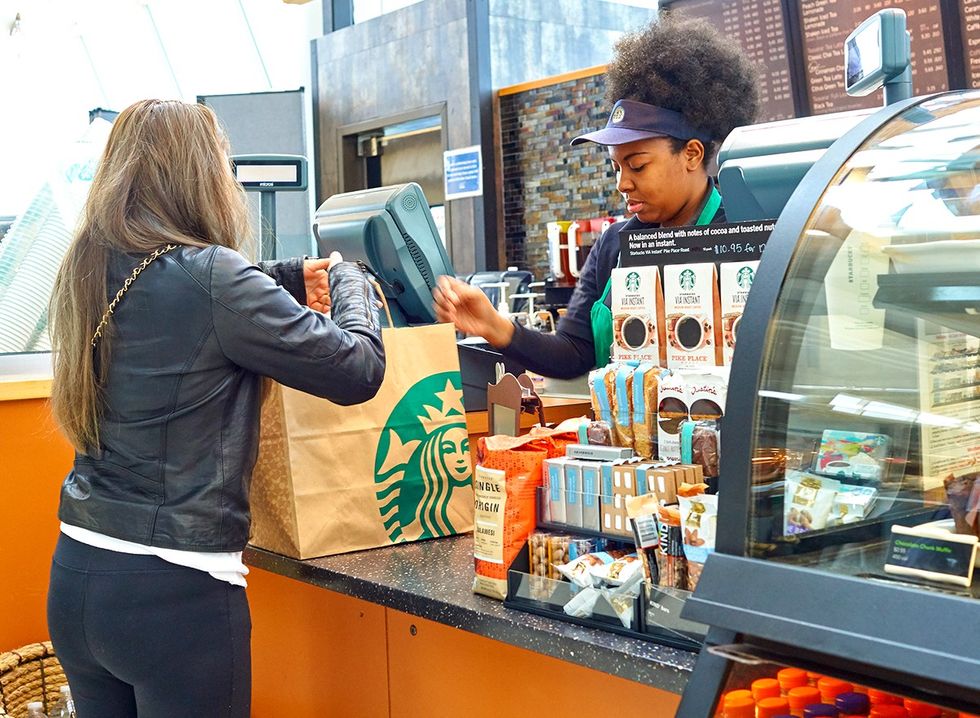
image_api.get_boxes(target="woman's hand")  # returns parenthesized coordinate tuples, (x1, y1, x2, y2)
(433, 276, 515, 349)
(304, 252, 342, 313)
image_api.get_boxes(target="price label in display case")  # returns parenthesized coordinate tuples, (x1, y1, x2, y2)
(885, 525, 978, 588)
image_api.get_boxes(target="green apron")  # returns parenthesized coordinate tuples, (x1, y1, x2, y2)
(590, 186, 722, 368)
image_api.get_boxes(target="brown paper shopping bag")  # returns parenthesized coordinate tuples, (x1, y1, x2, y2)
(249, 322, 474, 559)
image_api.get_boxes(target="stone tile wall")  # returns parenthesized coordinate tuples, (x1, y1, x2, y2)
(499, 71, 624, 279)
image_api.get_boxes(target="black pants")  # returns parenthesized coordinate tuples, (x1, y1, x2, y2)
(47, 534, 251, 718)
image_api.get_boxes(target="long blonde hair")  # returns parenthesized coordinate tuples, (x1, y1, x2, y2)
(50, 99, 252, 454)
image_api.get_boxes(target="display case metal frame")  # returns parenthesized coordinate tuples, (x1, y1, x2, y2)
(677, 91, 980, 716)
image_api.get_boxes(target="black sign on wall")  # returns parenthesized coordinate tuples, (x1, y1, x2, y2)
(663, 0, 800, 120)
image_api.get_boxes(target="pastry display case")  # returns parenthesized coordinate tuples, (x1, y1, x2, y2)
(677, 90, 980, 716)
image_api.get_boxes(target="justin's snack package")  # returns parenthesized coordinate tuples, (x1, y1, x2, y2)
(474, 434, 560, 599)
(783, 471, 841, 535)
(611, 266, 665, 365)
(814, 430, 890, 484)
(632, 363, 668, 459)
(663, 262, 722, 369)
(657, 372, 688, 461)
(680, 419, 721, 480)
(611, 364, 636, 449)
(719, 260, 758, 365)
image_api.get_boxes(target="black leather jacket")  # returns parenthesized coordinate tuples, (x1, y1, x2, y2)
(59, 245, 385, 552)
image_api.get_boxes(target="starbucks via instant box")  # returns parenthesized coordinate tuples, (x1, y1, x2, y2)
(719, 261, 759, 365)
(664, 263, 722, 369)
(611, 266, 666, 365)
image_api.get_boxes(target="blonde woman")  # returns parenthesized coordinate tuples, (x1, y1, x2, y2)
(46, 99, 385, 717)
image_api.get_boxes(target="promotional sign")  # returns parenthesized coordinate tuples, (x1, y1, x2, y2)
(620, 219, 774, 268)
(444, 145, 483, 200)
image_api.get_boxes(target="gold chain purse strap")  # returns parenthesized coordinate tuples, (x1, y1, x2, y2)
(91, 244, 178, 347)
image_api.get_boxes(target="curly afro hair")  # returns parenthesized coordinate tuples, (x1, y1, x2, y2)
(605, 14, 760, 163)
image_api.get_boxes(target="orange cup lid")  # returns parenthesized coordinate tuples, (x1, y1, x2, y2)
(903, 701, 942, 718)
(723, 689, 753, 705)
(788, 687, 822, 709)
(757, 696, 791, 718)
(869, 690, 904, 706)
(870, 706, 908, 718)
(778, 668, 809, 690)
(752, 679, 782, 701)
(724, 696, 756, 718)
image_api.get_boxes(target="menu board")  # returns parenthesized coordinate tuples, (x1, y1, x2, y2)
(801, 0, 949, 114)
(665, 0, 797, 121)
(961, 0, 980, 87)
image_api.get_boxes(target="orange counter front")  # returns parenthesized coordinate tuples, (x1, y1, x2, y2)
(0, 382, 686, 716)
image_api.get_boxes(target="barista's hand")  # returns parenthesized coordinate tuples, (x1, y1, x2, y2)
(304, 252, 343, 313)
(433, 276, 515, 349)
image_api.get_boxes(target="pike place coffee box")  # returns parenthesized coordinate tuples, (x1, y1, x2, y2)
(611, 266, 666, 365)
(663, 263, 722, 369)
(719, 261, 758, 366)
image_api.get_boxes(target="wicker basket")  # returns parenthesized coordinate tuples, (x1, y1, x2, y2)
(0, 642, 66, 718)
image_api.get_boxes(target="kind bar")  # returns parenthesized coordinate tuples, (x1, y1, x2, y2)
(664, 262, 722, 369)
(815, 430, 890, 484)
(611, 265, 665, 365)
(626, 493, 662, 583)
(719, 260, 758, 366)
(655, 505, 687, 589)
(657, 372, 688, 462)
(632, 363, 666, 460)
(784, 471, 841, 535)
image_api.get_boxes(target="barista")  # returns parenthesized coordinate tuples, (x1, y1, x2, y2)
(434, 16, 759, 378)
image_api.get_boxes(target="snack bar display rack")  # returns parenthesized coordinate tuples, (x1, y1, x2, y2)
(676, 90, 980, 716)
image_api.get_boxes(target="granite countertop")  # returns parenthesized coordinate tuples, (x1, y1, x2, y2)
(244, 534, 697, 693)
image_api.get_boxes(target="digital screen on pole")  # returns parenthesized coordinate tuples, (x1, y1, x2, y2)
(801, 0, 949, 114)
(662, 0, 797, 121)
(235, 164, 299, 184)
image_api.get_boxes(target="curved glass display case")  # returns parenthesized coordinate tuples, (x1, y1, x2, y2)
(678, 90, 980, 716)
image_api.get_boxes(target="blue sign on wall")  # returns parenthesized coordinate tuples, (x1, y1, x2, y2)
(443, 146, 483, 200)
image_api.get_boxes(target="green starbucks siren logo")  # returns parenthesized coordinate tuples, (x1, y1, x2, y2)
(679, 268, 697, 291)
(625, 271, 641, 292)
(736, 266, 755, 290)
(374, 372, 471, 543)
